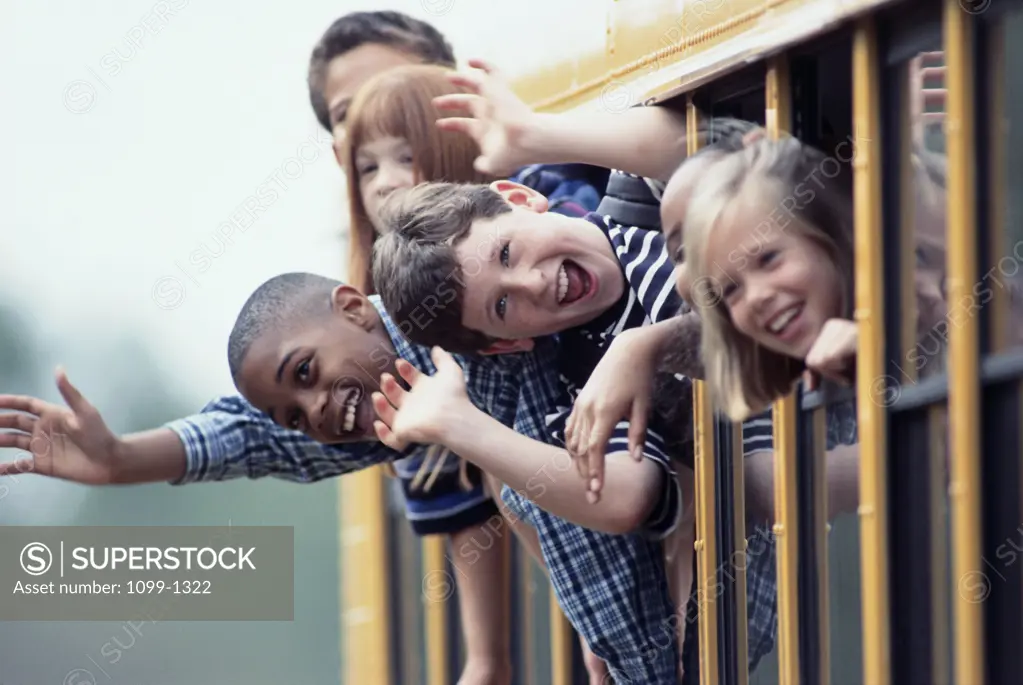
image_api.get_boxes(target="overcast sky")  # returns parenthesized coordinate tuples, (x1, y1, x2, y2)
(4, 0, 603, 411)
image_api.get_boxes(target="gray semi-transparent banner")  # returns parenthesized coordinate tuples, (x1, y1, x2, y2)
(2, 526, 293, 621)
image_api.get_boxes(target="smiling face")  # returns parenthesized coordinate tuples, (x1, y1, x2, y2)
(321, 43, 422, 157)
(703, 189, 844, 359)
(454, 183, 625, 343)
(355, 136, 417, 234)
(235, 286, 396, 444)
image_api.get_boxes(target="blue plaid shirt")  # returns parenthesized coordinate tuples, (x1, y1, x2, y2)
(164, 296, 777, 682)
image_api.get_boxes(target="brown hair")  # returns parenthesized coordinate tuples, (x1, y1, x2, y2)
(372, 181, 512, 353)
(342, 64, 492, 294)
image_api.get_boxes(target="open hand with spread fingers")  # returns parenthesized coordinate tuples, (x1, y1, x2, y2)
(0, 367, 123, 484)
(372, 347, 472, 452)
(565, 327, 659, 503)
(434, 58, 543, 177)
(803, 318, 858, 391)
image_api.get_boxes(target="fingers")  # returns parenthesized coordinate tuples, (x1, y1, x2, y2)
(430, 346, 457, 373)
(628, 401, 649, 462)
(466, 58, 498, 75)
(444, 71, 484, 93)
(394, 359, 420, 387)
(378, 373, 406, 410)
(585, 426, 613, 504)
(0, 412, 37, 434)
(433, 93, 483, 114)
(435, 116, 486, 140)
(0, 394, 47, 416)
(372, 420, 406, 452)
(0, 432, 32, 452)
(0, 457, 35, 476)
(55, 367, 92, 416)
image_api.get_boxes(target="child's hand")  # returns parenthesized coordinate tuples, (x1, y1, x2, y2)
(803, 319, 858, 391)
(564, 327, 658, 502)
(434, 59, 543, 177)
(0, 367, 124, 484)
(372, 347, 472, 452)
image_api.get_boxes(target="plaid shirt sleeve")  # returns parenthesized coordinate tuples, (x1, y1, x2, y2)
(163, 395, 403, 485)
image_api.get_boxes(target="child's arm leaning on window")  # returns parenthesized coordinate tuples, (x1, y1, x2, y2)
(564, 314, 703, 499)
(435, 59, 688, 182)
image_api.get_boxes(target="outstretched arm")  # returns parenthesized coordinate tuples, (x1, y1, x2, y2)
(0, 367, 401, 486)
(436, 59, 688, 182)
(0, 368, 186, 484)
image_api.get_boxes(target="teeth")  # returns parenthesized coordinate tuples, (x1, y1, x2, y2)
(768, 306, 800, 334)
(557, 264, 568, 304)
(343, 403, 355, 433)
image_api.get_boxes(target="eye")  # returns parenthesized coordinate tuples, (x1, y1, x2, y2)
(495, 295, 507, 320)
(295, 358, 313, 384)
(500, 243, 510, 266)
(399, 151, 414, 165)
(285, 409, 305, 432)
(332, 105, 348, 127)
(758, 249, 778, 267)
(357, 162, 378, 176)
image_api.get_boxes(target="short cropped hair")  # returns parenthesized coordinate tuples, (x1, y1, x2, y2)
(372, 183, 512, 353)
(307, 11, 456, 132)
(227, 273, 341, 381)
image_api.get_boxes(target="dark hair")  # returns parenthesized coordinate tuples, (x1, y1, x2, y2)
(307, 11, 456, 132)
(227, 272, 342, 381)
(371, 182, 512, 353)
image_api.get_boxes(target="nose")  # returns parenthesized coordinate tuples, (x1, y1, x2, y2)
(745, 275, 775, 315)
(300, 391, 330, 432)
(375, 161, 411, 200)
(509, 268, 547, 301)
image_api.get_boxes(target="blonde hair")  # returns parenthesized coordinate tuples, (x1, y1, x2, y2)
(342, 63, 492, 294)
(683, 135, 854, 420)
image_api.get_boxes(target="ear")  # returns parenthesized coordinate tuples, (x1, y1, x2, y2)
(477, 338, 536, 356)
(489, 180, 549, 213)
(331, 284, 377, 331)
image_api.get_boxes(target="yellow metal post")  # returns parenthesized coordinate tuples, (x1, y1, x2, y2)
(944, 2, 984, 683)
(424, 536, 451, 685)
(766, 54, 802, 685)
(550, 595, 573, 685)
(340, 467, 393, 685)
(689, 96, 720, 685)
(852, 17, 891, 685)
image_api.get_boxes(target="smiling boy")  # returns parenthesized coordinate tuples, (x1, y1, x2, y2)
(372, 178, 781, 678)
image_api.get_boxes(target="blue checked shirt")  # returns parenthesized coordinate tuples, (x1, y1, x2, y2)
(163, 296, 777, 683)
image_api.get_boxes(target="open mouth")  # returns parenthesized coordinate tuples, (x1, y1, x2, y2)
(765, 304, 804, 339)
(556, 260, 595, 306)
(332, 385, 368, 438)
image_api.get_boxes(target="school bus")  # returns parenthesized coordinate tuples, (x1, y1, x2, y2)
(341, 0, 1023, 682)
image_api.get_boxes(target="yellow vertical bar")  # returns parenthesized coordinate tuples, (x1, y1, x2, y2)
(689, 96, 720, 685)
(424, 536, 450, 685)
(731, 422, 749, 685)
(813, 408, 831, 685)
(340, 466, 393, 685)
(944, 2, 984, 684)
(853, 17, 891, 685)
(550, 596, 573, 685)
(766, 54, 801, 685)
